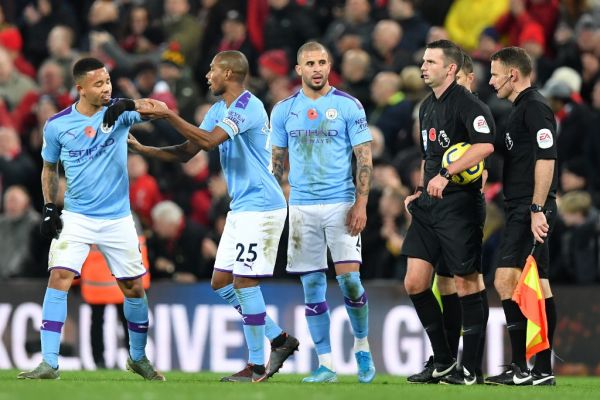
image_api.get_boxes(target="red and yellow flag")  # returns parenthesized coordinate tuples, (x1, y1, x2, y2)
(512, 255, 550, 360)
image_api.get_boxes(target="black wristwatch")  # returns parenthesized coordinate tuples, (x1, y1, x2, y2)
(530, 203, 544, 213)
(439, 167, 452, 180)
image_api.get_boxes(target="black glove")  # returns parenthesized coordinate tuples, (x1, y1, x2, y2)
(40, 203, 62, 239)
(102, 98, 135, 128)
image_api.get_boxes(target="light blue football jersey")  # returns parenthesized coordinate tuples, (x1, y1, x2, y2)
(41, 101, 142, 219)
(270, 87, 372, 205)
(200, 90, 286, 213)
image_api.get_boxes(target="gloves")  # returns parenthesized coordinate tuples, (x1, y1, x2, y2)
(102, 98, 135, 128)
(40, 203, 62, 240)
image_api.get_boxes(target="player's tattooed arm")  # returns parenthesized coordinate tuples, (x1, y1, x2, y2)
(272, 146, 288, 184)
(353, 142, 373, 199)
(128, 134, 201, 162)
(41, 161, 60, 204)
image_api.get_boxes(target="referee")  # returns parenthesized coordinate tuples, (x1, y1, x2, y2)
(485, 47, 557, 386)
(402, 40, 495, 385)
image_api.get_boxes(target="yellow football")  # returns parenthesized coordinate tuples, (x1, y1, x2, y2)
(441, 142, 484, 185)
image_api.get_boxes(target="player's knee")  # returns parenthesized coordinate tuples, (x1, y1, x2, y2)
(48, 268, 75, 291)
(336, 271, 364, 300)
(404, 277, 429, 295)
(301, 272, 327, 303)
(211, 270, 233, 291)
(118, 278, 144, 298)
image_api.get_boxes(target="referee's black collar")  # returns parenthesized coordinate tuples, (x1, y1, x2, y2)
(513, 86, 536, 106)
(432, 80, 459, 103)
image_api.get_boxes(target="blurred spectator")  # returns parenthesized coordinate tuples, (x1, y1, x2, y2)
(148, 200, 214, 282)
(369, 71, 414, 154)
(0, 47, 38, 110)
(586, 78, 600, 202)
(174, 152, 212, 227)
(0, 27, 36, 79)
(119, 5, 165, 55)
(214, 10, 258, 75)
(322, 0, 374, 65)
(158, 44, 200, 122)
(0, 127, 38, 209)
(580, 49, 600, 104)
(370, 19, 412, 73)
(553, 190, 600, 283)
(252, 49, 290, 103)
(87, 0, 121, 37)
(18, 0, 78, 68)
(444, 0, 509, 51)
(387, 0, 430, 53)
(128, 154, 162, 229)
(263, 0, 320, 66)
(0, 185, 40, 278)
(376, 184, 410, 279)
(46, 25, 79, 90)
(22, 94, 59, 175)
(161, 0, 203, 69)
(340, 48, 373, 113)
(560, 158, 588, 194)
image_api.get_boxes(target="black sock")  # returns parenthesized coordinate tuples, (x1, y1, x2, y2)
(441, 293, 462, 359)
(271, 332, 287, 348)
(460, 292, 486, 373)
(534, 297, 556, 374)
(252, 364, 266, 374)
(476, 289, 489, 374)
(502, 299, 527, 370)
(410, 289, 452, 364)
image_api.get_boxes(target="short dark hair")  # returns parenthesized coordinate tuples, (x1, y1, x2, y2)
(214, 50, 249, 82)
(297, 41, 329, 64)
(460, 52, 473, 74)
(426, 39, 463, 72)
(72, 57, 105, 82)
(490, 47, 532, 77)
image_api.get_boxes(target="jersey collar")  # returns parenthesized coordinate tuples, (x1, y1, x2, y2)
(513, 86, 536, 106)
(433, 81, 458, 103)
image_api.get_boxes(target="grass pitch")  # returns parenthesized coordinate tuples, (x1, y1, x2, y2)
(2, 370, 599, 400)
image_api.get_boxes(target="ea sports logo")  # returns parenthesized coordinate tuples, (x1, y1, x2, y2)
(441, 142, 484, 185)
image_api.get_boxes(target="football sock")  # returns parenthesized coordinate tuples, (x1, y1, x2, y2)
(41, 287, 68, 369)
(318, 353, 334, 370)
(441, 293, 462, 359)
(502, 299, 527, 370)
(534, 297, 556, 374)
(476, 289, 489, 374)
(337, 272, 369, 342)
(409, 289, 453, 365)
(460, 292, 486, 373)
(301, 272, 331, 356)
(236, 286, 267, 366)
(124, 296, 149, 362)
(215, 283, 282, 340)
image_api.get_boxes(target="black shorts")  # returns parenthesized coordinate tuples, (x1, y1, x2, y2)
(402, 190, 485, 277)
(497, 199, 557, 279)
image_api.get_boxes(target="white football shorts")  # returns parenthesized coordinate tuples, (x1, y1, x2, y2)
(48, 211, 145, 280)
(214, 208, 287, 277)
(286, 202, 362, 274)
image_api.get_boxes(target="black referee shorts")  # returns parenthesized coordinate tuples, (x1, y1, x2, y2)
(402, 190, 484, 277)
(497, 199, 557, 279)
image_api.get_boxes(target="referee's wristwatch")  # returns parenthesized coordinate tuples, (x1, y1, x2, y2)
(439, 167, 452, 180)
(530, 203, 544, 213)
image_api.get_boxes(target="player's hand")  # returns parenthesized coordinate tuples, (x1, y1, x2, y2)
(346, 200, 367, 236)
(427, 175, 449, 199)
(102, 98, 135, 128)
(404, 190, 422, 214)
(127, 134, 145, 153)
(40, 203, 62, 239)
(136, 99, 170, 119)
(531, 211, 549, 243)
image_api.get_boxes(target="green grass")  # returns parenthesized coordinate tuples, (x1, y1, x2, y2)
(2, 370, 599, 400)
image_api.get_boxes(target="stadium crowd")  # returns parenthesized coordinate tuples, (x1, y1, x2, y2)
(0, 0, 600, 285)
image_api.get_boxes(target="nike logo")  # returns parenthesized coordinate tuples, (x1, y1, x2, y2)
(432, 361, 456, 378)
(463, 328, 472, 333)
(506, 324, 517, 329)
(463, 376, 477, 385)
(501, 255, 514, 260)
(44, 217, 51, 221)
(513, 374, 532, 385)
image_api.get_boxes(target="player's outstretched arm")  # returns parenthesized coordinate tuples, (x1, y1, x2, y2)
(271, 145, 288, 184)
(137, 103, 228, 151)
(128, 134, 200, 163)
(346, 141, 373, 236)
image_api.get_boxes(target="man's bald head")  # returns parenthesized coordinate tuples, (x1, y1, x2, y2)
(214, 50, 249, 82)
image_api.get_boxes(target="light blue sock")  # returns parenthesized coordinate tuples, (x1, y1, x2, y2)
(235, 286, 267, 365)
(215, 283, 282, 340)
(337, 272, 368, 339)
(41, 287, 68, 369)
(124, 296, 149, 362)
(301, 272, 331, 355)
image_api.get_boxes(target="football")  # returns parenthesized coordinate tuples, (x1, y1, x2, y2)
(441, 142, 484, 185)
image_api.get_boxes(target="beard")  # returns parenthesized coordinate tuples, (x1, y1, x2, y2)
(304, 76, 327, 91)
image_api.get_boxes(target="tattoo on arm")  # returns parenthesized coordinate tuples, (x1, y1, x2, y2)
(272, 146, 288, 183)
(353, 142, 373, 197)
(41, 161, 59, 204)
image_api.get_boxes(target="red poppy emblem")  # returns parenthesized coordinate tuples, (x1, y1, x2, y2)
(428, 128, 436, 141)
(84, 126, 96, 138)
(307, 108, 318, 120)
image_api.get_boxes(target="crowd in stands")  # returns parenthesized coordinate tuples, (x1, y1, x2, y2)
(1, 0, 600, 285)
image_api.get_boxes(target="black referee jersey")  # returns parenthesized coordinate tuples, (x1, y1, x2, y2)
(418, 81, 496, 193)
(501, 87, 558, 203)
